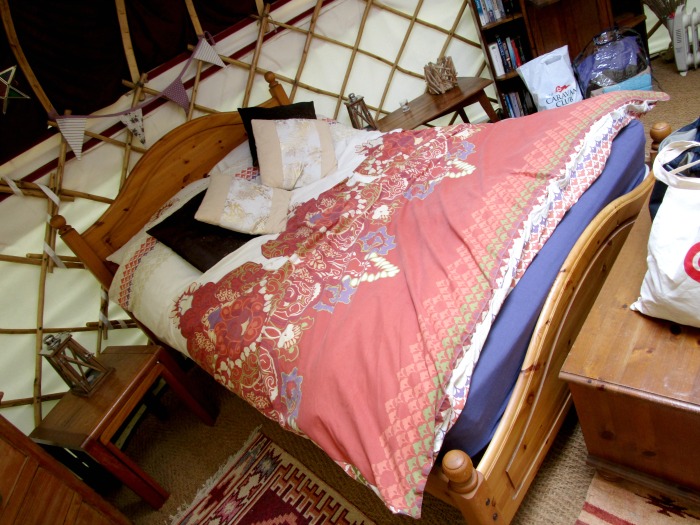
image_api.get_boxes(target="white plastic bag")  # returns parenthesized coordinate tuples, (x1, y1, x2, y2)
(517, 45, 583, 111)
(631, 141, 700, 328)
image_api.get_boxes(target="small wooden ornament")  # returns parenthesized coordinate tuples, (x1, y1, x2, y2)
(41, 333, 112, 397)
(424, 56, 458, 95)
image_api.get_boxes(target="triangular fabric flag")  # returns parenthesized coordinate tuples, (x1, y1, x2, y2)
(56, 116, 87, 159)
(120, 108, 146, 146)
(193, 38, 226, 68)
(162, 79, 190, 113)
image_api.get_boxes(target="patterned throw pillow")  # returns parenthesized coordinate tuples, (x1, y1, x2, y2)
(195, 173, 291, 234)
(252, 118, 337, 190)
(238, 101, 316, 166)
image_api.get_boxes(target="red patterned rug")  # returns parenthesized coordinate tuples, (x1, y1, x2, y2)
(170, 428, 375, 524)
(577, 473, 700, 525)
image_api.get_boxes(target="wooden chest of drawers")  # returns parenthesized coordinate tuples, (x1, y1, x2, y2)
(0, 398, 130, 525)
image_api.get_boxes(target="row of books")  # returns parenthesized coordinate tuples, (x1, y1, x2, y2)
(473, 0, 517, 26)
(501, 90, 535, 118)
(487, 35, 526, 77)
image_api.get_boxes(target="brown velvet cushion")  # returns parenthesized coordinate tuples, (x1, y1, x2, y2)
(238, 101, 316, 166)
(147, 190, 258, 272)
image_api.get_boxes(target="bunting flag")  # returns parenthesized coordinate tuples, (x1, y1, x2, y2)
(120, 108, 146, 145)
(161, 78, 191, 113)
(194, 38, 226, 68)
(50, 34, 225, 159)
(56, 116, 87, 159)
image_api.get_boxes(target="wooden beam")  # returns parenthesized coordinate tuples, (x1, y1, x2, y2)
(0, 0, 56, 114)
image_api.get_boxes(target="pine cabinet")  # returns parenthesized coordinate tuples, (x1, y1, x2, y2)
(0, 407, 130, 525)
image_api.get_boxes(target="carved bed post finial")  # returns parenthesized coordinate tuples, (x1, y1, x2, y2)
(650, 121, 672, 164)
(442, 450, 501, 524)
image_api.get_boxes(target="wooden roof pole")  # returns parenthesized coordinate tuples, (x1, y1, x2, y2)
(438, 1, 469, 59)
(375, 0, 424, 120)
(114, 0, 140, 84)
(243, 3, 270, 107)
(0, 0, 55, 115)
(185, 0, 204, 120)
(119, 73, 148, 188)
(333, 0, 374, 120)
(290, 0, 324, 101)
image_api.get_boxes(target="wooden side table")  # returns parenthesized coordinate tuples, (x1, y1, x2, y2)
(376, 77, 499, 132)
(30, 345, 217, 509)
(560, 207, 700, 497)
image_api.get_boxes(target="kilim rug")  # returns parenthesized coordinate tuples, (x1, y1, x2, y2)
(577, 473, 700, 525)
(170, 427, 375, 524)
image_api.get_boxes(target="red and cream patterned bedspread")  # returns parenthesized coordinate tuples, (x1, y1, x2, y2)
(112, 91, 668, 517)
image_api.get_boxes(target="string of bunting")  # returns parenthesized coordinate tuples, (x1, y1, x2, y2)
(51, 34, 226, 160)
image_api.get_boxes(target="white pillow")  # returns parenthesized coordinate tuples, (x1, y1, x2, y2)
(195, 173, 291, 234)
(252, 118, 337, 189)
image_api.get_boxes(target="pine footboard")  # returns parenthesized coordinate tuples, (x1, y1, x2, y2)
(429, 122, 673, 525)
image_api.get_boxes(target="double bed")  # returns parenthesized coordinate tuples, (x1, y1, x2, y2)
(51, 72, 669, 524)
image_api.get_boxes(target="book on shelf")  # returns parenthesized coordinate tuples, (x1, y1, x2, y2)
(503, 92, 517, 118)
(495, 35, 514, 72)
(502, 90, 535, 118)
(510, 92, 523, 117)
(488, 42, 506, 77)
(501, 0, 515, 16)
(474, 0, 488, 25)
(506, 36, 520, 69)
(474, 0, 513, 26)
(483, 0, 499, 23)
(476, 0, 516, 25)
(495, 0, 507, 18)
(515, 36, 528, 64)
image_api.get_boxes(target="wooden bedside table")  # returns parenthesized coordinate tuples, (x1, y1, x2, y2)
(376, 77, 499, 132)
(560, 206, 700, 497)
(30, 345, 217, 509)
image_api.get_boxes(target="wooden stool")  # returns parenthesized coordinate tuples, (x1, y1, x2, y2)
(30, 345, 217, 509)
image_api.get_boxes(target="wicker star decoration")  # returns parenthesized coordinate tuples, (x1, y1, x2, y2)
(0, 65, 31, 115)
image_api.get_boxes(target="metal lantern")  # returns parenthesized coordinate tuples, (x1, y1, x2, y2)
(344, 93, 377, 131)
(41, 333, 112, 397)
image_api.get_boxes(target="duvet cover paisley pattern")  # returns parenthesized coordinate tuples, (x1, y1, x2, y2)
(112, 91, 667, 517)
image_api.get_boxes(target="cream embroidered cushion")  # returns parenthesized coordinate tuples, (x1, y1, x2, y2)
(252, 118, 337, 189)
(195, 174, 291, 234)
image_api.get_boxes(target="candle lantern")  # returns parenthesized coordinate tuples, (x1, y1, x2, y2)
(344, 93, 377, 130)
(41, 333, 112, 397)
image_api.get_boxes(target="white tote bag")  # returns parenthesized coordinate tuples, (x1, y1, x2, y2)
(517, 46, 583, 111)
(631, 141, 700, 328)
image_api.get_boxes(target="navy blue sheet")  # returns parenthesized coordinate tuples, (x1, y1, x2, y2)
(441, 119, 647, 458)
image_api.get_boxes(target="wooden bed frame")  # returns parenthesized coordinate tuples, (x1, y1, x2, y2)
(50, 72, 672, 524)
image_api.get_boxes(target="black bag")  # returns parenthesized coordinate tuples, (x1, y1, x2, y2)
(650, 117, 700, 219)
